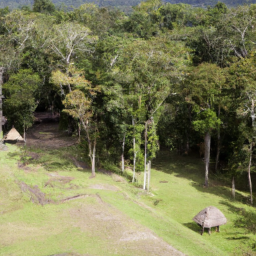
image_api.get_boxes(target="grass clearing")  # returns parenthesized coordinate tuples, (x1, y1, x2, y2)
(1, 145, 256, 255)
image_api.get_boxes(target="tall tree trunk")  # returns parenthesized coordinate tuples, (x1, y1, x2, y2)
(147, 160, 151, 192)
(143, 121, 148, 190)
(60, 84, 65, 98)
(249, 98, 255, 205)
(132, 117, 136, 183)
(232, 176, 235, 199)
(215, 104, 221, 172)
(92, 138, 96, 177)
(204, 131, 211, 187)
(67, 83, 72, 93)
(0, 67, 4, 141)
(121, 132, 126, 173)
(81, 120, 96, 178)
(248, 142, 253, 205)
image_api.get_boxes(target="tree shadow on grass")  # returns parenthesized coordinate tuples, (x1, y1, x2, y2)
(226, 236, 250, 240)
(8, 146, 94, 174)
(220, 200, 256, 235)
(154, 150, 250, 204)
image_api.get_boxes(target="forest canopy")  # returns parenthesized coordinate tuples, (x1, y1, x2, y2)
(1, 0, 256, 200)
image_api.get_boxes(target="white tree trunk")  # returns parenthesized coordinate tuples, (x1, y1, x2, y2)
(248, 142, 253, 205)
(248, 99, 255, 205)
(60, 83, 65, 98)
(132, 117, 136, 183)
(143, 121, 148, 190)
(147, 160, 151, 192)
(67, 83, 72, 93)
(0, 67, 4, 141)
(92, 139, 96, 177)
(204, 131, 211, 187)
(232, 176, 235, 199)
(81, 120, 96, 177)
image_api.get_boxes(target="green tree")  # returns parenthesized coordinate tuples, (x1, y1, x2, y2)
(3, 69, 41, 137)
(111, 36, 190, 188)
(33, 0, 55, 14)
(0, 10, 37, 140)
(63, 88, 99, 177)
(185, 63, 225, 187)
(59, 65, 100, 177)
(228, 56, 256, 204)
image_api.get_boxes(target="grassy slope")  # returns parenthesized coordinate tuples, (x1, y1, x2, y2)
(0, 145, 255, 256)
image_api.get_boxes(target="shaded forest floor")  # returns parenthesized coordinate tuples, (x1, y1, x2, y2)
(1, 120, 256, 255)
(25, 112, 77, 149)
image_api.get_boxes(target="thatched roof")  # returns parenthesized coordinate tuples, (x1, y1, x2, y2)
(193, 206, 227, 228)
(3, 127, 24, 141)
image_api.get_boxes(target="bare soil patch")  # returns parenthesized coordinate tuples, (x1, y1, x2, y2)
(19, 182, 52, 205)
(97, 168, 113, 175)
(112, 173, 127, 183)
(89, 184, 119, 191)
(45, 176, 74, 187)
(0, 143, 8, 151)
(72, 157, 90, 169)
(26, 114, 76, 149)
(66, 198, 185, 256)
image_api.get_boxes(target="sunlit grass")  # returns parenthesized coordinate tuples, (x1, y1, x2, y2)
(1, 146, 256, 255)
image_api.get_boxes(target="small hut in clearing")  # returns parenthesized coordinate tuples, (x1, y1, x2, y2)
(3, 127, 24, 144)
(193, 206, 227, 235)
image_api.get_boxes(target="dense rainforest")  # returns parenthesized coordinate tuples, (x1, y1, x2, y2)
(1, 0, 256, 202)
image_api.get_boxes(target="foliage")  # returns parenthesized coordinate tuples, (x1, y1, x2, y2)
(3, 69, 41, 131)
(62, 89, 92, 121)
(33, 0, 56, 13)
(193, 108, 221, 134)
(2, 0, 256, 202)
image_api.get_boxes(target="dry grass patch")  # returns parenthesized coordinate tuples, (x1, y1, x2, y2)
(89, 184, 119, 191)
(65, 197, 185, 256)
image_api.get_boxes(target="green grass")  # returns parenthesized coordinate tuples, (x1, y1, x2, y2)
(1, 145, 256, 255)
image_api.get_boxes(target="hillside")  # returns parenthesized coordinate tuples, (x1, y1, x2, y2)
(1, 121, 256, 256)
(1, 0, 256, 12)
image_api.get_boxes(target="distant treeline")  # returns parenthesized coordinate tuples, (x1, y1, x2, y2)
(1, 0, 256, 11)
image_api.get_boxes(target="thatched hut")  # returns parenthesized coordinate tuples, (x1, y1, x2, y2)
(3, 127, 24, 144)
(193, 206, 227, 235)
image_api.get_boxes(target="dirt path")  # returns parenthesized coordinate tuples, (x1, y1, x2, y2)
(26, 113, 76, 149)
